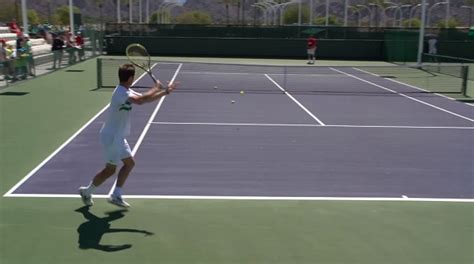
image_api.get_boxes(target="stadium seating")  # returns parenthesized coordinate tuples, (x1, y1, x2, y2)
(1, 26, 52, 57)
(0, 26, 17, 41)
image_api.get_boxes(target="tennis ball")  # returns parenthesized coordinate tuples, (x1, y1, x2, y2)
(240, 90, 244, 95)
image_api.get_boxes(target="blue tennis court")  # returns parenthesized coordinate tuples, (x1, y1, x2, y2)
(5, 62, 473, 201)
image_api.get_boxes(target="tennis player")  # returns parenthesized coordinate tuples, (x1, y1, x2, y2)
(306, 35, 317, 64)
(79, 64, 178, 207)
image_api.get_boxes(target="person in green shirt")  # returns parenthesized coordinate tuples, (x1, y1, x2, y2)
(23, 34, 35, 76)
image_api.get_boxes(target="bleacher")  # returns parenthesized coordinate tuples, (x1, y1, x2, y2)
(1, 26, 52, 83)
(1, 24, 97, 85)
(1, 26, 52, 57)
(0, 26, 17, 41)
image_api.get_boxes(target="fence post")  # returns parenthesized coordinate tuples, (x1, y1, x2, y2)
(461, 65, 469, 97)
(97, 58, 102, 89)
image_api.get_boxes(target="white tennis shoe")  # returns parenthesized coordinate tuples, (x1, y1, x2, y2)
(78, 187, 94, 206)
(108, 195, 130, 208)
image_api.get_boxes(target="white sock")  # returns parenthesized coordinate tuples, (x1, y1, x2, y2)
(85, 182, 96, 195)
(113, 186, 122, 197)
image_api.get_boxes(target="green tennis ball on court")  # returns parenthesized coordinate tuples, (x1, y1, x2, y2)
(240, 90, 244, 95)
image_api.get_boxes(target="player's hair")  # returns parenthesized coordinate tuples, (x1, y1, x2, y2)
(118, 64, 135, 83)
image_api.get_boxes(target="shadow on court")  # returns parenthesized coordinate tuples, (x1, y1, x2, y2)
(75, 206, 154, 252)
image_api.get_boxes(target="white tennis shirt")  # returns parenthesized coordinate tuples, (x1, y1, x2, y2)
(100, 85, 141, 138)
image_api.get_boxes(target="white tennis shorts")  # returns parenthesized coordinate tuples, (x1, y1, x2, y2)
(100, 134, 132, 165)
(307, 48, 316, 55)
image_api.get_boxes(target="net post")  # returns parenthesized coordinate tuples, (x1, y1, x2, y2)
(461, 65, 469, 97)
(97, 58, 102, 89)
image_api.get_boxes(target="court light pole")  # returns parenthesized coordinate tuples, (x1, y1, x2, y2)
(348, 5, 360, 26)
(139, 0, 142, 23)
(325, 0, 329, 26)
(271, 1, 298, 25)
(445, 0, 450, 28)
(146, 0, 150, 23)
(427, 2, 447, 27)
(409, 3, 425, 28)
(461, 5, 473, 27)
(69, 0, 74, 34)
(369, 3, 385, 27)
(252, 4, 267, 25)
(398, 4, 412, 27)
(117, 0, 121, 23)
(158, 1, 182, 24)
(343, 0, 348, 26)
(298, 0, 302, 25)
(356, 4, 372, 27)
(129, 0, 133, 23)
(256, 1, 276, 25)
(21, 0, 28, 34)
(383, 1, 400, 27)
(416, 0, 427, 67)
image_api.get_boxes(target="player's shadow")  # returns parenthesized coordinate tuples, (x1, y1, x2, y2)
(75, 206, 154, 252)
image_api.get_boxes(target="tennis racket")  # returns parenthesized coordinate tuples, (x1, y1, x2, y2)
(125, 43, 158, 84)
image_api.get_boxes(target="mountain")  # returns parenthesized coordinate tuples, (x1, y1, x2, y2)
(3, 0, 473, 27)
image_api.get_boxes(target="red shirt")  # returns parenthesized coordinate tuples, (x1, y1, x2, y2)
(307, 37, 317, 49)
(7, 21, 21, 34)
(76, 35, 84, 46)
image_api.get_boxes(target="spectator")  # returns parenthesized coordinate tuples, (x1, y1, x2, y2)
(15, 47, 28, 80)
(75, 32, 85, 61)
(7, 19, 21, 35)
(65, 32, 76, 65)
(428, 37, 438, 62)
(51, 33, 64, 69)
(16, 33, 24, 50)
(23, 34, 35, 76)
(4, 43, 17, 80)
(0, 39, 7, 80)
(44, 31, 53, 45)
(428, 37, 437, 55)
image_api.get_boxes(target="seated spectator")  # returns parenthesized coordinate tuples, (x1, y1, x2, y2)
(7, 18, 21, 35)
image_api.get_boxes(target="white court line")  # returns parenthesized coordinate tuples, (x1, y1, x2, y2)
(3, 64, 157, 197)
(331, 68, 474, 123)
(4, 193, 474, 203)
(107, 63, 183, 196)
(180, 71, 348, 77)
(264, 74, 326, 126)
(353, 67, 456, 100)
(152, 122, 319, 127)
(150, 121, 474, 130)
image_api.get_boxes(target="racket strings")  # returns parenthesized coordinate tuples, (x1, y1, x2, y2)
(126, 46, 150, 69)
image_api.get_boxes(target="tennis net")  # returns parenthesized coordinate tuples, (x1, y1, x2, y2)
(96, 58, 471, 97)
